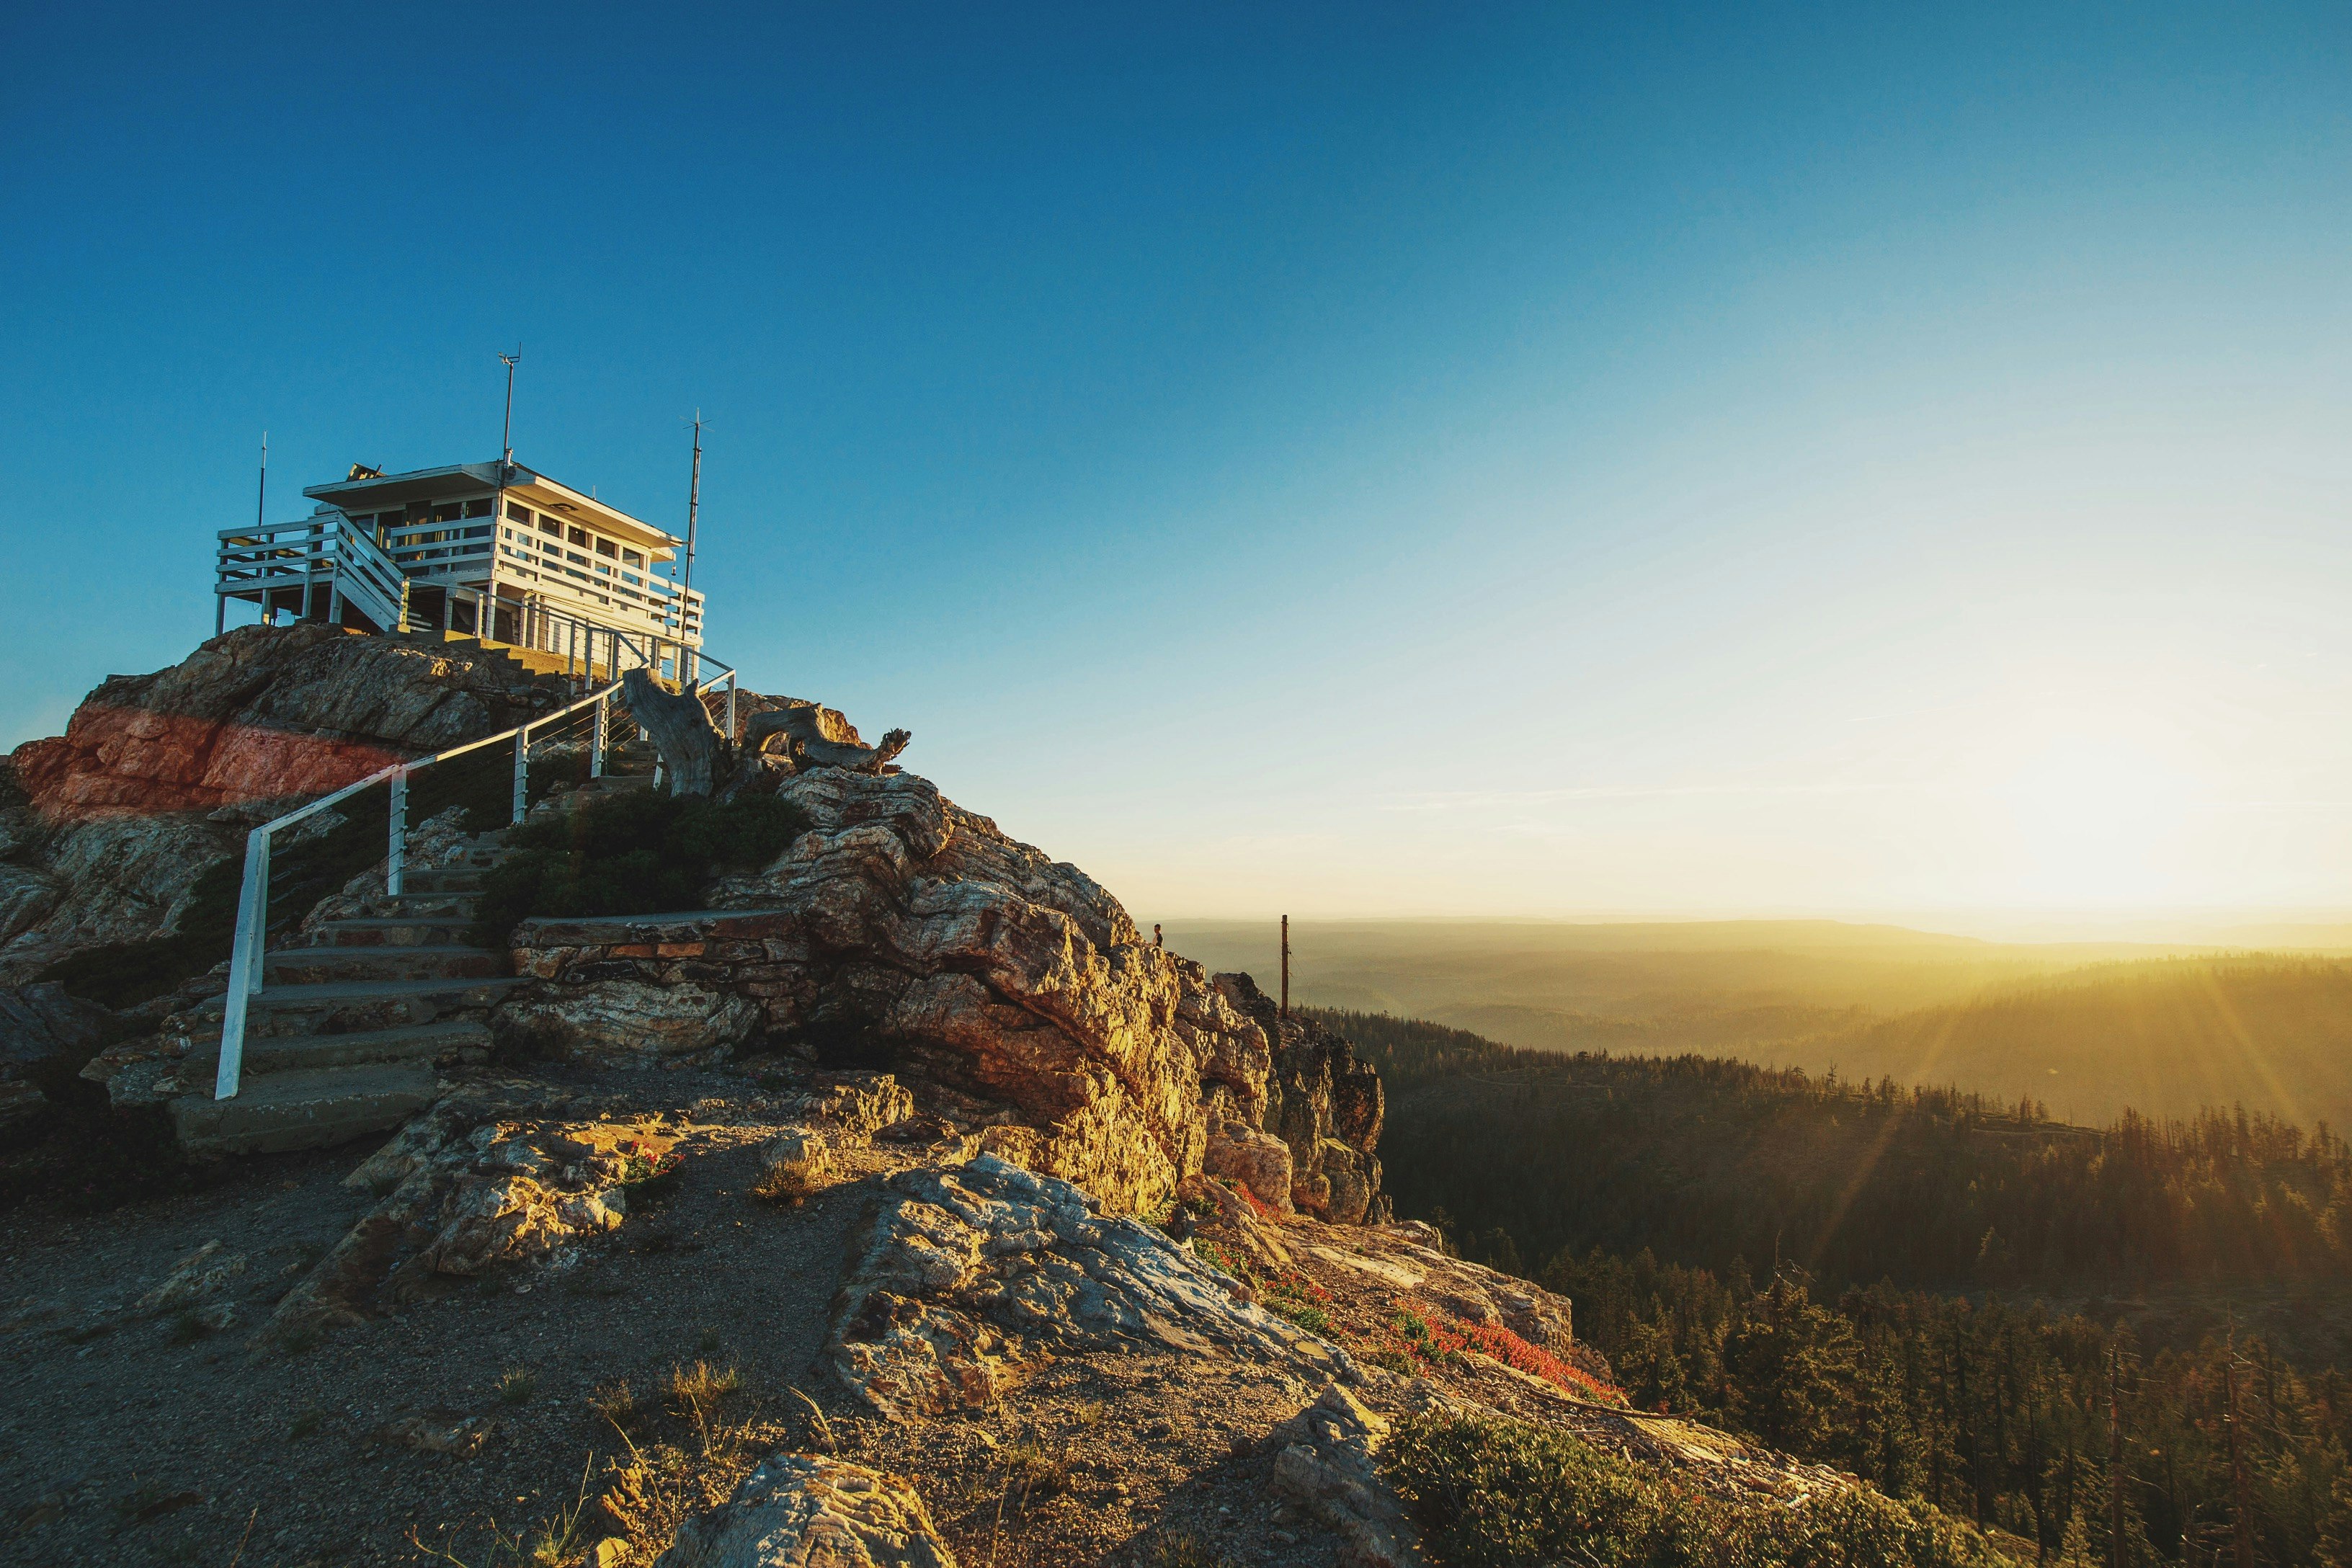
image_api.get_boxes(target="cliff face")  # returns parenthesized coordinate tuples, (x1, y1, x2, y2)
(0, 625, 560, 976)
(509, 767, 1387, 1222)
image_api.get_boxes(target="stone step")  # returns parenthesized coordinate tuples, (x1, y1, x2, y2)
(190, 976, 527, 1038)
(172, 1065, 441, 1157)
(380, 891, 479, 919)
(575, 775, 656, 796)
(263, 944, 508, 986)
(180, 1019, 491, 1079)
(313, 915, 480, 948)
(402, 867, 491, 894)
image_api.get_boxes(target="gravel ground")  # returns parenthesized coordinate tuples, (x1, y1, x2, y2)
(0, 1067, 865, 1568)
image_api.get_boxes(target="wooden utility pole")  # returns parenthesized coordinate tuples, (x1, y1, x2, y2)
(1280, 915, 1290, 1020)
(2225, 1340, 2254, 1568)
(2108, 1346, 2124, 1568)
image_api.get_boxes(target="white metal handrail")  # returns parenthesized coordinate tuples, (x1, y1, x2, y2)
(213, 679, 618, 1100)
(211, 640, 754, 1100)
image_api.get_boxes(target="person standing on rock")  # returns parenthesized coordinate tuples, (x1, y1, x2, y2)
(1154, 924, 1163, 949)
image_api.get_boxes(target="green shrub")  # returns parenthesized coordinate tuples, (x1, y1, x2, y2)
(468, 791, 811, 945)
(1386, 1409, 2004, 1568)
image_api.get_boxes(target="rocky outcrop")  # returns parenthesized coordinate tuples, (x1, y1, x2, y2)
(654, 1454, 958, 1568)
(1220, 976, 1388, 1224)
(829, 1154, 1355, 1420)
(1, 625, 564, 979)
(9, 623, 558, 819)
(509, 767, 1377, 1219)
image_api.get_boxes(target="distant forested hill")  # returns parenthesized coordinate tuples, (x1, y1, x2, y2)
(1793, 956, 2352, 1132)
(1171, 922, 2352, 1131)
(1314, 1007, 2352, 1299)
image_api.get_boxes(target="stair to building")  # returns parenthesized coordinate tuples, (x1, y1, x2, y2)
(168, 829, 529, 1157)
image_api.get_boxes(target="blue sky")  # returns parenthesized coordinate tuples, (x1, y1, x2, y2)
(4, 4, 2349, 922)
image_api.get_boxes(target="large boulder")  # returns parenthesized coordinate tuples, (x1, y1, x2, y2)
(654, 1453, 957, 1568)
(828, 1154, 1354, 1420)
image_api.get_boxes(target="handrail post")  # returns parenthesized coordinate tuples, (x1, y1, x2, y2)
(215, 827, 272, 1100)
(725, 670, 738, 741)
(512, 721, 531, 826)
(387, 767, 408, 897)
(591, 695, 606, 778)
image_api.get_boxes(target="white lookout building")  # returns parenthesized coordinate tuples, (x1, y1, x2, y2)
(214, 459, 706, 685)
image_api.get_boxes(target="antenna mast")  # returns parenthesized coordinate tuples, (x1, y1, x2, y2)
(680, 412, 702, 689)
(232, 431, 267, 634)
(499, 348, 522, 468)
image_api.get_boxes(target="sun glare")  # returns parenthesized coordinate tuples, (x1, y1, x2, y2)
(1991, 736, 2196, 904)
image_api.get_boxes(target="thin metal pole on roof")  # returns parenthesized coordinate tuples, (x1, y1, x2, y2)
(249, 432, 268, 628)
(681, 411, 702, 690)
(490, 347, 520, 646)
(499, 348, 521, 468)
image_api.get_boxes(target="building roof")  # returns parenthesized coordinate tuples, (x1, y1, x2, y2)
(301, 461, 681, 552)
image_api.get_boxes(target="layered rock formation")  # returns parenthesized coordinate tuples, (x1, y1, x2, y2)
(510, 767, 1384, 1219)
(1, 625, 564, 977)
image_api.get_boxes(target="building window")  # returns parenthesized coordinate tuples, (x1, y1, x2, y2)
(622, 548, 644, 567)
(566, 551, 587, 566)
(507, 501, 533, 523)
(466, 525, 491, 539)
(433, 503, 462, 523)
(566, 526, 588, 546)
(464, 498, 492, 518)
(539, 516, 561, 535)
(594, 538, 618, 558)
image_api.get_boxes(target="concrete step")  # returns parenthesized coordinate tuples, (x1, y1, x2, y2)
(181, 1019, 492, 1079)
(190, 976, 528, 1039)
(264, 944, 508, 986)
(313, 915, 480, 948)
(172, 1065, 440, 1157)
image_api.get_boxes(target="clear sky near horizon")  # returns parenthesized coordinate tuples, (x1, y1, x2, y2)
(4, 4, 2349, 927)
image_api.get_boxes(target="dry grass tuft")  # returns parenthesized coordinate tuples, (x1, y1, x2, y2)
(1004, 1438, 1072, 1512)
(588, 1381, 642, 1433)
(666, 1360, 740, 1417)
(496, 1366, 540, 1405)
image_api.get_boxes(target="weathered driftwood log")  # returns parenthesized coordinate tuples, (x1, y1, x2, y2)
(619, 668, 730, 797)
(742, 702, 912, 775)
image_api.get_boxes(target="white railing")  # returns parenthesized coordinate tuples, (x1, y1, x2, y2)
(213, 680, 622, 1100)
(216, 514, 409, 633)
(211, 639, 753, 1100)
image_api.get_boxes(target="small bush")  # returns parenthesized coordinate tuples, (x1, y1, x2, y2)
(496, 1366, 539, 1404)
(1387, 1409, 2001, 1568)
